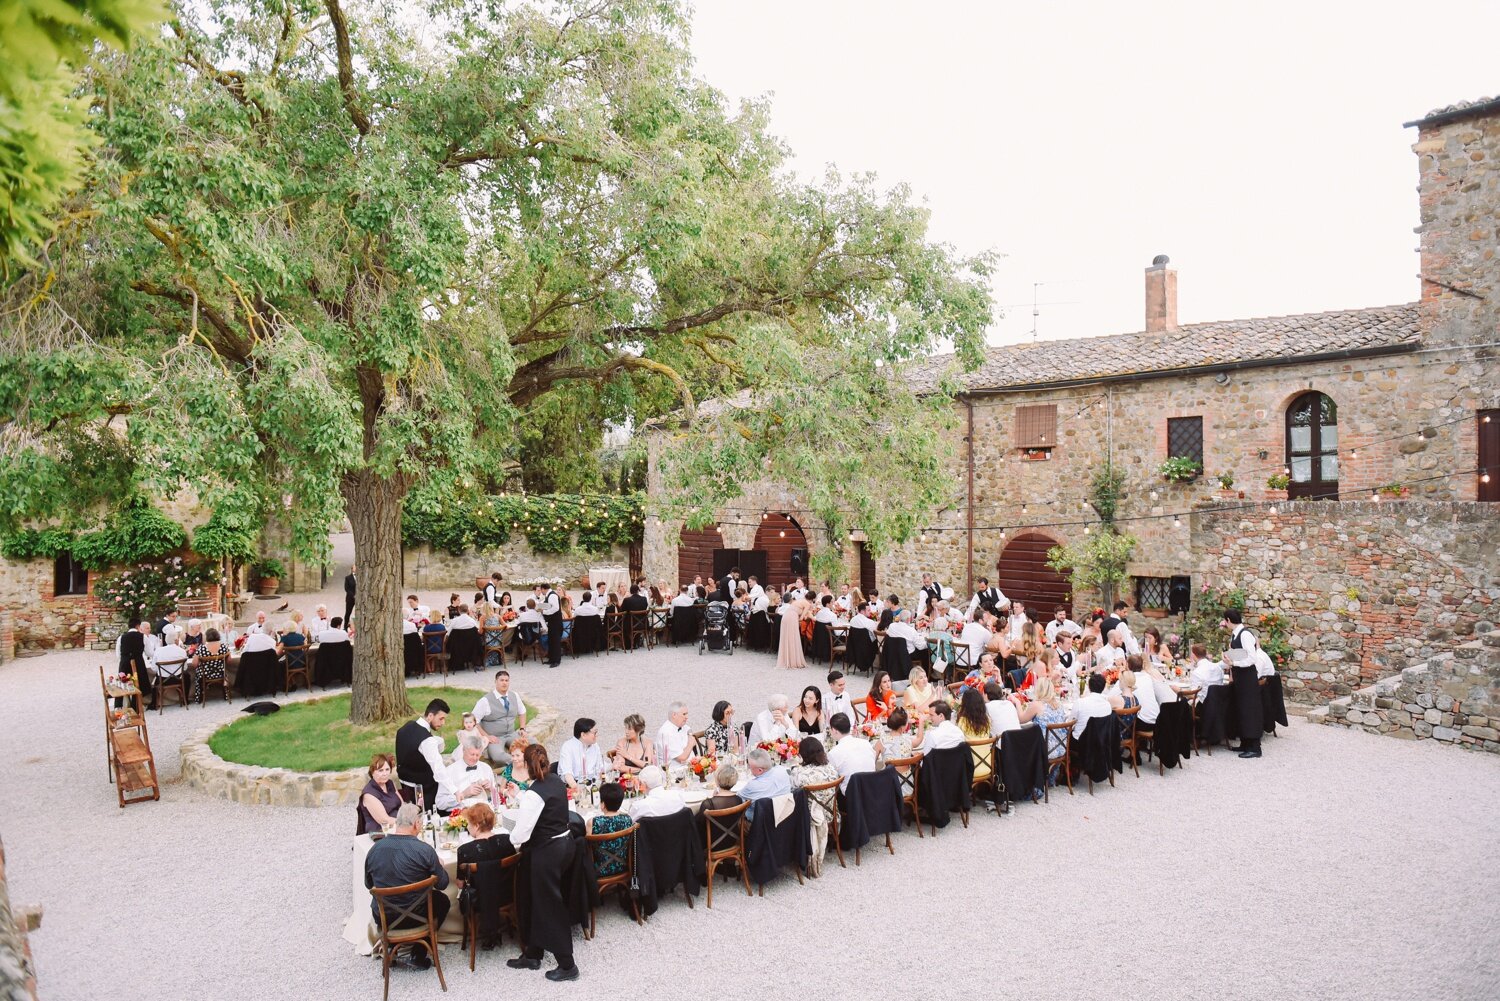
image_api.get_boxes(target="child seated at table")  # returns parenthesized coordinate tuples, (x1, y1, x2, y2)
(590, 783, 631, 877)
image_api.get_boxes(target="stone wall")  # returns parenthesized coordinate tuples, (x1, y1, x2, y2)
(1311, 632, 1500, 752)
(0, 558, 95, 652)
(402, 541, 632, 594)
(1191, 500, 1499, 702)
(181, 698, 561, 806)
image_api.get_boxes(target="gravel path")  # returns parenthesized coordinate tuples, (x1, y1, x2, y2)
(5, 585, 1499, 1000)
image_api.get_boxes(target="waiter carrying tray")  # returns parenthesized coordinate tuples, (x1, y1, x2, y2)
(1221, 609, 1264, 759)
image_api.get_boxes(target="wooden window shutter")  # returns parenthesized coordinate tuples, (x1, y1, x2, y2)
(1014, 404, 1057, 449)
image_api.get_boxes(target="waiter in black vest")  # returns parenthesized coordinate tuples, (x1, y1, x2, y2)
(1222, 609, 1264, 758)
(343, 564, 356, 628)
(395, 699, 453, 809)
(535, 583, 563, 666)
(506, 743, 580, 981)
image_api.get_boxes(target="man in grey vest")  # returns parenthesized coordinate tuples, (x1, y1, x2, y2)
(471, 669, 527, 766)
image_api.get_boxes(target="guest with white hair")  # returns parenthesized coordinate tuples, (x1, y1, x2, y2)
(363, 802, 449, 971)
(749, 694, 794, 745)
(436, 734, 495, 811)
(627, 765, 688, 819)
(310, 604, 331, 636)
(656, 702, 694, 763)
(181, 617, 205, 650)
(886, 609, 924, 654)
(737, 747, 791, 817)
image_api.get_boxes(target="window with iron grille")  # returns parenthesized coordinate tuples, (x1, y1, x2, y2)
(1135, 576, 1170, 611)
(1167, 416, 1204, 467)
(1013, 404, 1058, 450)
(54, 552, 88, 596)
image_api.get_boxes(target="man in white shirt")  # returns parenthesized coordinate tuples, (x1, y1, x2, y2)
(657, 702, 694, 764)
(1045, 606, 1081, 645)
(1006, 601, 1028, 643)
(826, 714, 876, 791)
(318, 617, 350, 644)
(959, 608, 992, 660)
(448, 605, 479, 631)
(750, 695, 793, 745)
(983, 682, 1023, 733)
(823, 671, 855, 722)
(1189, 643, 1223, 704)
(848, 603, 877, 637)
(814, 595, 838, 626)
(1095, 629, 1126, 671)
(746, 577, 766, 603)
(1072, 673, 1115, 739)
(913, 702, 965, 753)
(150, 639, 190, 681)
(436, 735, 496, 811)
(405, 595, 431, 623)
(670, 587, 696, 609)
(246, 611, 271, 636)
(574, 593, 601, 617)
(471, 671, 526, 766)
(557, 718, 604, 787)
(832, 584, 852, 614)
(242, 629, 277, 654)
(311, 604, 332, 636)
(886, 610, 923, 654)
(1131, 656, 1163, 726)
(628, 765, 688, 819)
(1054, 631, 1080, 686)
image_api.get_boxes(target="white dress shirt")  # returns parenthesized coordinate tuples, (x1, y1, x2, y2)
(750, 709, 793, 746)
(960, 622, 992, 659)
(509, 788, 570, 846)
(1133, 672, 1162, 725)
(833, 594, 850, 613)
(318, 627, 350, 644)
(575, 600, 601, 618)
(437, 757, 495, 811)
(1095, 644, 1125, 671)
(748, 584, 765, 602)
(914, 720, 965, 754)
(1190, 658, 1224, 703)
(848, 612, 877, 636)
(557, 737, 604, 784)
(311, 616, 331, 635)
(1117, 621, 1141, 656)
(814, 607, 838, 625)
(671, 591, 696, 608)
(402, 619, 418, 635)
(827, 735, 877, 791)
(414, 717, 455, 804)
(824, 689, 855, 723)
(1072, 693, 1113, 738)
(246, 621, 271, 636)
(628, 786, 688, 820)
(150, 643, 190, 678)
(751, 593, 770, 613)
(472, 690, 526, 724)
(657, 720, 693, 763)
(886, 620, 923, 653)
(986, 699, 1022, 734)
(448, 613, 479, 630)
(1046, 618, 1081, 643)
(405, 605, 431, 623)
(538, 590, 561, 616)
(242, 632, 276, 653)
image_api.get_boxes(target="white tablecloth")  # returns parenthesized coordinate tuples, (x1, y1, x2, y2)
(343, 833, 465, 956)
(587, 567, 630, 594)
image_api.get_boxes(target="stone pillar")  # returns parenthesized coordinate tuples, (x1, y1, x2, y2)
(1145, 255, 1178, 333)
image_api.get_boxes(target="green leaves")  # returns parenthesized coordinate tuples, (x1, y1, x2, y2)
(400, 492, 643, 557)
(1047, 530, 1138, 604)
(70, 497, 187, 568)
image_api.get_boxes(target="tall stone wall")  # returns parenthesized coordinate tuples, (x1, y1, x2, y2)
(0, 559, 96, 652)
(401, 541, 632, 593)
(1191, 501, 1498, 703)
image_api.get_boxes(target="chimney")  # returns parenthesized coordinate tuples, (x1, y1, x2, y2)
(1145, 255, 1177, 332)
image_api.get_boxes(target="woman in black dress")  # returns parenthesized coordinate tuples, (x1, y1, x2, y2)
(456, 802, 515, 950)
(790, 686, 826, 736)
(505, 744, 579, 981)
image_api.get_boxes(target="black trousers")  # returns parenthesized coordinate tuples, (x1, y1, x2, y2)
(521, 836, 574, 967)
(344, 596, 355, 627)
(545, 612, 564, 665)
(1231, 666, 1263, 751)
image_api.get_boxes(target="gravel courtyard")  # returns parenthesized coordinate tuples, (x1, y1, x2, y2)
(4, 620, 1499, 1001)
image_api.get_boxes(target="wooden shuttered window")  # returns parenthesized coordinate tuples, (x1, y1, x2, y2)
(1013, 404, 1058, 449)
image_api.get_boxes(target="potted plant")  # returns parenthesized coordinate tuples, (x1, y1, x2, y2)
(1216, 470, 1237, 499)
(1375, 482, 1410, 502)
(1265, 472, 1290, 501)
(1158, 456, 1202, 483)
(252, 557, 286, 595)
(1020, 447, 1051, 462)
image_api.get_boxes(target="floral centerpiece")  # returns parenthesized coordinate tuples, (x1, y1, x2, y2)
(757, 737, 800, 763)
(689, 753, 718, 778)
(858, 721, 880, 739)
(443, 808, 468, 833)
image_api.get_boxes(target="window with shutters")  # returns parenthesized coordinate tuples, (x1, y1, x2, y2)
(1013, 404, 1058, 455)
(1135, 576, 1170, 611)
(1166, 416, 1204, 467)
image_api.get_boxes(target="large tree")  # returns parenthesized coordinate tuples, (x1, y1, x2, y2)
(0, 0, 991, 722)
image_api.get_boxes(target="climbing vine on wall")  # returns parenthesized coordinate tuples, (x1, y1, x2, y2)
(401, 494, 643, 557)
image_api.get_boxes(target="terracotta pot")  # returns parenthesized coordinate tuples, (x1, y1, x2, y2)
(1142, 608, 1168, 619)
(256, 577, 280, 596)
(1265, 489, 1288, 502)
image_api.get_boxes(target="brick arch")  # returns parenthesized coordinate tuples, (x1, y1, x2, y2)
(995, 532, 1071, 613)
(677, 525, 724, 586)
(753, 513, 808, 589)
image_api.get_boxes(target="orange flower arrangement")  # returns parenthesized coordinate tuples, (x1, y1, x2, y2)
(689, 754, 718, 777)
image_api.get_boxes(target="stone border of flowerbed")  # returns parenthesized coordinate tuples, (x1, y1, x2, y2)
(180, 699, 560, 807)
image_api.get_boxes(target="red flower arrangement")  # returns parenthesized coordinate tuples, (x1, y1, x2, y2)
(757, 737, 800, 762)
(689, 754, 718, 778)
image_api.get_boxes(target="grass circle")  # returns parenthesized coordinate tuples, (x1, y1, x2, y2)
(207, 685, 534, 772)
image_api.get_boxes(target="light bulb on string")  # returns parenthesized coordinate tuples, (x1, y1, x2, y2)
(1482, 473, 1492, 484)
(779, 530, 786, 538)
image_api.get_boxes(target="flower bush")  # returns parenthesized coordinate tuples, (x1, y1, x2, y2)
(94, 557, 218, 624)
(1158, 456, 1202, 483)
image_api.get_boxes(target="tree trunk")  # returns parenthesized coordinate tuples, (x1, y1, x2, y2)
(342, 468, 412, 724)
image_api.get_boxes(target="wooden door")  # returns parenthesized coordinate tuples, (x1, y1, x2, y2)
(1481, 409, 1499, 502)
(738, 550, 769, 586)
(995, 533, 1071, 612)
(677, 526, 724, 586)
(1286, 391, 1340, 499)
(857, 542, 877, 594)
(753, 514, 807, 589)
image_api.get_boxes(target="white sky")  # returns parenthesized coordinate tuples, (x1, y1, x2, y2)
(689, 1, 1500, 345)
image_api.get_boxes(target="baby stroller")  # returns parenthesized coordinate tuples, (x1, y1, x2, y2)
(699, 601, 733, 656)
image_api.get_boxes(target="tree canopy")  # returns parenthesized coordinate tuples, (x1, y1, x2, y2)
(0, 0, 992, 722)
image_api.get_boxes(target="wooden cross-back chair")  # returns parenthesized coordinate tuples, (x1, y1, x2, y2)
(371, 876, 447, 1001)
(702, 800, 752, 907)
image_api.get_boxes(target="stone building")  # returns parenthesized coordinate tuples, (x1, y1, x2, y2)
(645, 95, 1500, 714)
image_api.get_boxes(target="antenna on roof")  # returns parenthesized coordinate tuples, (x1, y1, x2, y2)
(998, 285, 1082, 341)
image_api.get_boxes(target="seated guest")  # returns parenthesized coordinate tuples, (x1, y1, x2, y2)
(405, 594, 431, 623)
(1095, 628, 1127, 672)
(903, 666, 938, 716)
(447, 603, 480, 664)
(446, 593, 463, 621)
(150, 635, 191, 687)
(738, 748, 792, 818)
(983, 682, 1023, 734)
(961, 653, 1004, 696)
(913, 701, 965, 754)
(790, 686, 827, 736)
(456, 801, 516, 951)
(670, 586, 696, 610)
(1125, 654, 1163, 731)
(515, 599, 543, 645)
(876, 707, 920, 762)
(590, 783, 633, 876)
(827, 713, 876, 791)
(848, 602, 877, 638)
(310, 605, 331, 636)
(864, 671, 896, 722)
(1189, 643, 1223, 702)
(823, 671, 855, 722)
(558, 718, 604, 787)
(790, 737, 840, 877)
(1045, 606, 1082, 645)
(814, 594, 838, 625)
(191, 628, 230, 705)
(246, 610, 272, 636)
(317, 616, 350, 645)
(1072, 672, 1115, 739)
(364, 803, 450, 970)
(499, 737, 531, 793)
(421, 616, 447, 654)
(1025, 678, 1072, 772)
(237, 623, 280, 698)
(470, 671, 525, 767)
(358, 753, 404, 834)
(437, 734, 496, 812)
(574, 592, 601, 617)
(750, 694, 794, 745)
(705, 765, 742, 812)
(657, 702, 694, 764)
(701, 702, 738, 757)
(886, 609, 924, 656)
(611, 714, 657, 774)
(627, 765, 688, 819)
(181, 618, 205, 650)
(960, 608, 993, 661)
(956, 687, 994, 783)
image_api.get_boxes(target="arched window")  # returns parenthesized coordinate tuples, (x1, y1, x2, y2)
(1286, 392, 1339, 500)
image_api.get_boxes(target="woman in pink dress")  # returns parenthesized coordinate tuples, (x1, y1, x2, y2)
(776, 591, 807, 669)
